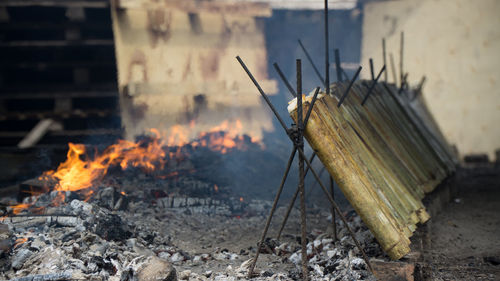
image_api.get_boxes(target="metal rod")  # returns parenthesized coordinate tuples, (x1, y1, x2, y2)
(273, 62, 297, 97)
(369, 58, 375, 81)
(276, 152, 316, 240)
(389, 53, 397, 85)
(400, 31, 404, 90)
(382, 38, 387, 82)
(296, 59, 309, 280)
(361, 65, 386, 106)
(298, 40, 326, 88)
(240, 54, 371, 274)
(307, 166, 326, 196)
(413, 75, 426, 100)
(247, 148, 298, 277)
(303, 87, 320, 128)
(324, 0, 330, 94)
(273, 65, 318, 127)
(297, 146, 373, 273)
(341, 68, 351, 81)
(337, 66, 362, 107)
(236, 56, 289, 133)
(329, 176, 337, 241)
(334, 48, 342, 82)
(398, 72, 409, 95)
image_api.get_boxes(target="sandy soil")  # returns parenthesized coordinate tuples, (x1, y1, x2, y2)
(424, 165, 500, 280)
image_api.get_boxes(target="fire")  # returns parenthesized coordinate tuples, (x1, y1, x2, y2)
(10, 203, 32, 215)
(7, 119, 260, 215)
(13, 237, 28, 249)
(41, 129, 167, 197)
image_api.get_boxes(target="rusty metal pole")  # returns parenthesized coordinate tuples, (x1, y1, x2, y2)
(324, 0, 330, 94)
(296, 59, 309, 280)
(369, 58, 375, 81)
(400, 31, 404, 90)
(389, 53, 397, 85)
(276, 152, 316, 240)
(329, 176, 337, 241)
(382, 38, 387, 82)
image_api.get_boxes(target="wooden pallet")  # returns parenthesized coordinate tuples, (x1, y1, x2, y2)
(0, 1, 121, 148)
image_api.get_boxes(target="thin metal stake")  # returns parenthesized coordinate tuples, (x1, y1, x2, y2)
(398, 72, 409, 95)
(412, 76, 426, 100)
(400, 31, 404, 90)
(298, 40, 326, 88)
(273, 62, 297, 97)
(382, 38, 387, 82)
(247, 149, 297, 277)
(303, 87, 320, 128)
(337, 66, 362, 107)
(389, 53, 397, 85)
(334, 49, 342, 82)
(361, 65, 386, 106)
(276, 152, 317, 240)
(329, 176, 337, 241)
(369, 58, 375, 81)
(296, 59, 309, 280)
(324, 0, 330, 94)
(237, 56, 289, 133)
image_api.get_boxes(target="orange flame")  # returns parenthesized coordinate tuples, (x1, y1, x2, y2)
(10, 203, 32, 215)
(41, 129, 167, 197)
(6, 119, 261, 214)
(13, 237, 28, 249)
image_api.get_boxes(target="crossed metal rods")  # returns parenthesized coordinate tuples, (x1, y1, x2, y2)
(235, 0, 396, 277)
(270, 55, 385, 244)
(237, 56, 375, 278)
(237, 43, 387, 278)
(239, 38, 386, 279)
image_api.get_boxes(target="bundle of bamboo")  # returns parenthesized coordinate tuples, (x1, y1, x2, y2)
(288, 81, 455, 260)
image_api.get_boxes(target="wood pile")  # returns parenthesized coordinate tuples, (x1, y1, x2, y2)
(288, 81, 456, 260)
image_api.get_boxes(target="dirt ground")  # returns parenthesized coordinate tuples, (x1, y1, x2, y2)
(423, 165, 500, 280)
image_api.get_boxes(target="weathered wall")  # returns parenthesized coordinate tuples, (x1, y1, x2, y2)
(111, 0, 277, 141)
(362, 0, 500, 159)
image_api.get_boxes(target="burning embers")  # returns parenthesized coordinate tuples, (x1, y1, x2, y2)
(5, 119, 261, 215)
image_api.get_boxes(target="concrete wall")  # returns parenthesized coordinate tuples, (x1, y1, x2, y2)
(362, 0, 500, 159)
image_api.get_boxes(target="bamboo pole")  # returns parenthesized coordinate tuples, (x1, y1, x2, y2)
(335, 84, 429, 227)
(289, 93, 411, 260)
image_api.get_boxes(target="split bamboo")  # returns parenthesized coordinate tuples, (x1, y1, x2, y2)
(288, 81, 455, 260)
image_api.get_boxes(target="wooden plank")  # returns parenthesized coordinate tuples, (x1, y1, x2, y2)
(0, 39, 113, 47)
(0, 128, 122, 138)
(17, 119, 60, 149)
(0, 109, 118, 120)
(0, 0, 108, 8)
(0, 91, 118, 99)
(0, 61, 115, 69)
(117, 0, 272, 17)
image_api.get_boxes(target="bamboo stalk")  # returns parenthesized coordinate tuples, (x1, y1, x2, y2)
(289, 94, 411, 260)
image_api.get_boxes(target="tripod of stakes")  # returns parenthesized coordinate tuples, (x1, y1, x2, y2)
(236, 57, 373, 279)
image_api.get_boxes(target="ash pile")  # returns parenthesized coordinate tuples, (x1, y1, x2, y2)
(0, 197, 382, 281)
(0, 168, 385, 280)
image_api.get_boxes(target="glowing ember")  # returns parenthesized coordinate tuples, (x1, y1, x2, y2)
(8, 119, 260, 215)
(10, 203, 32, 215)
(13, 237, 28, 249)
